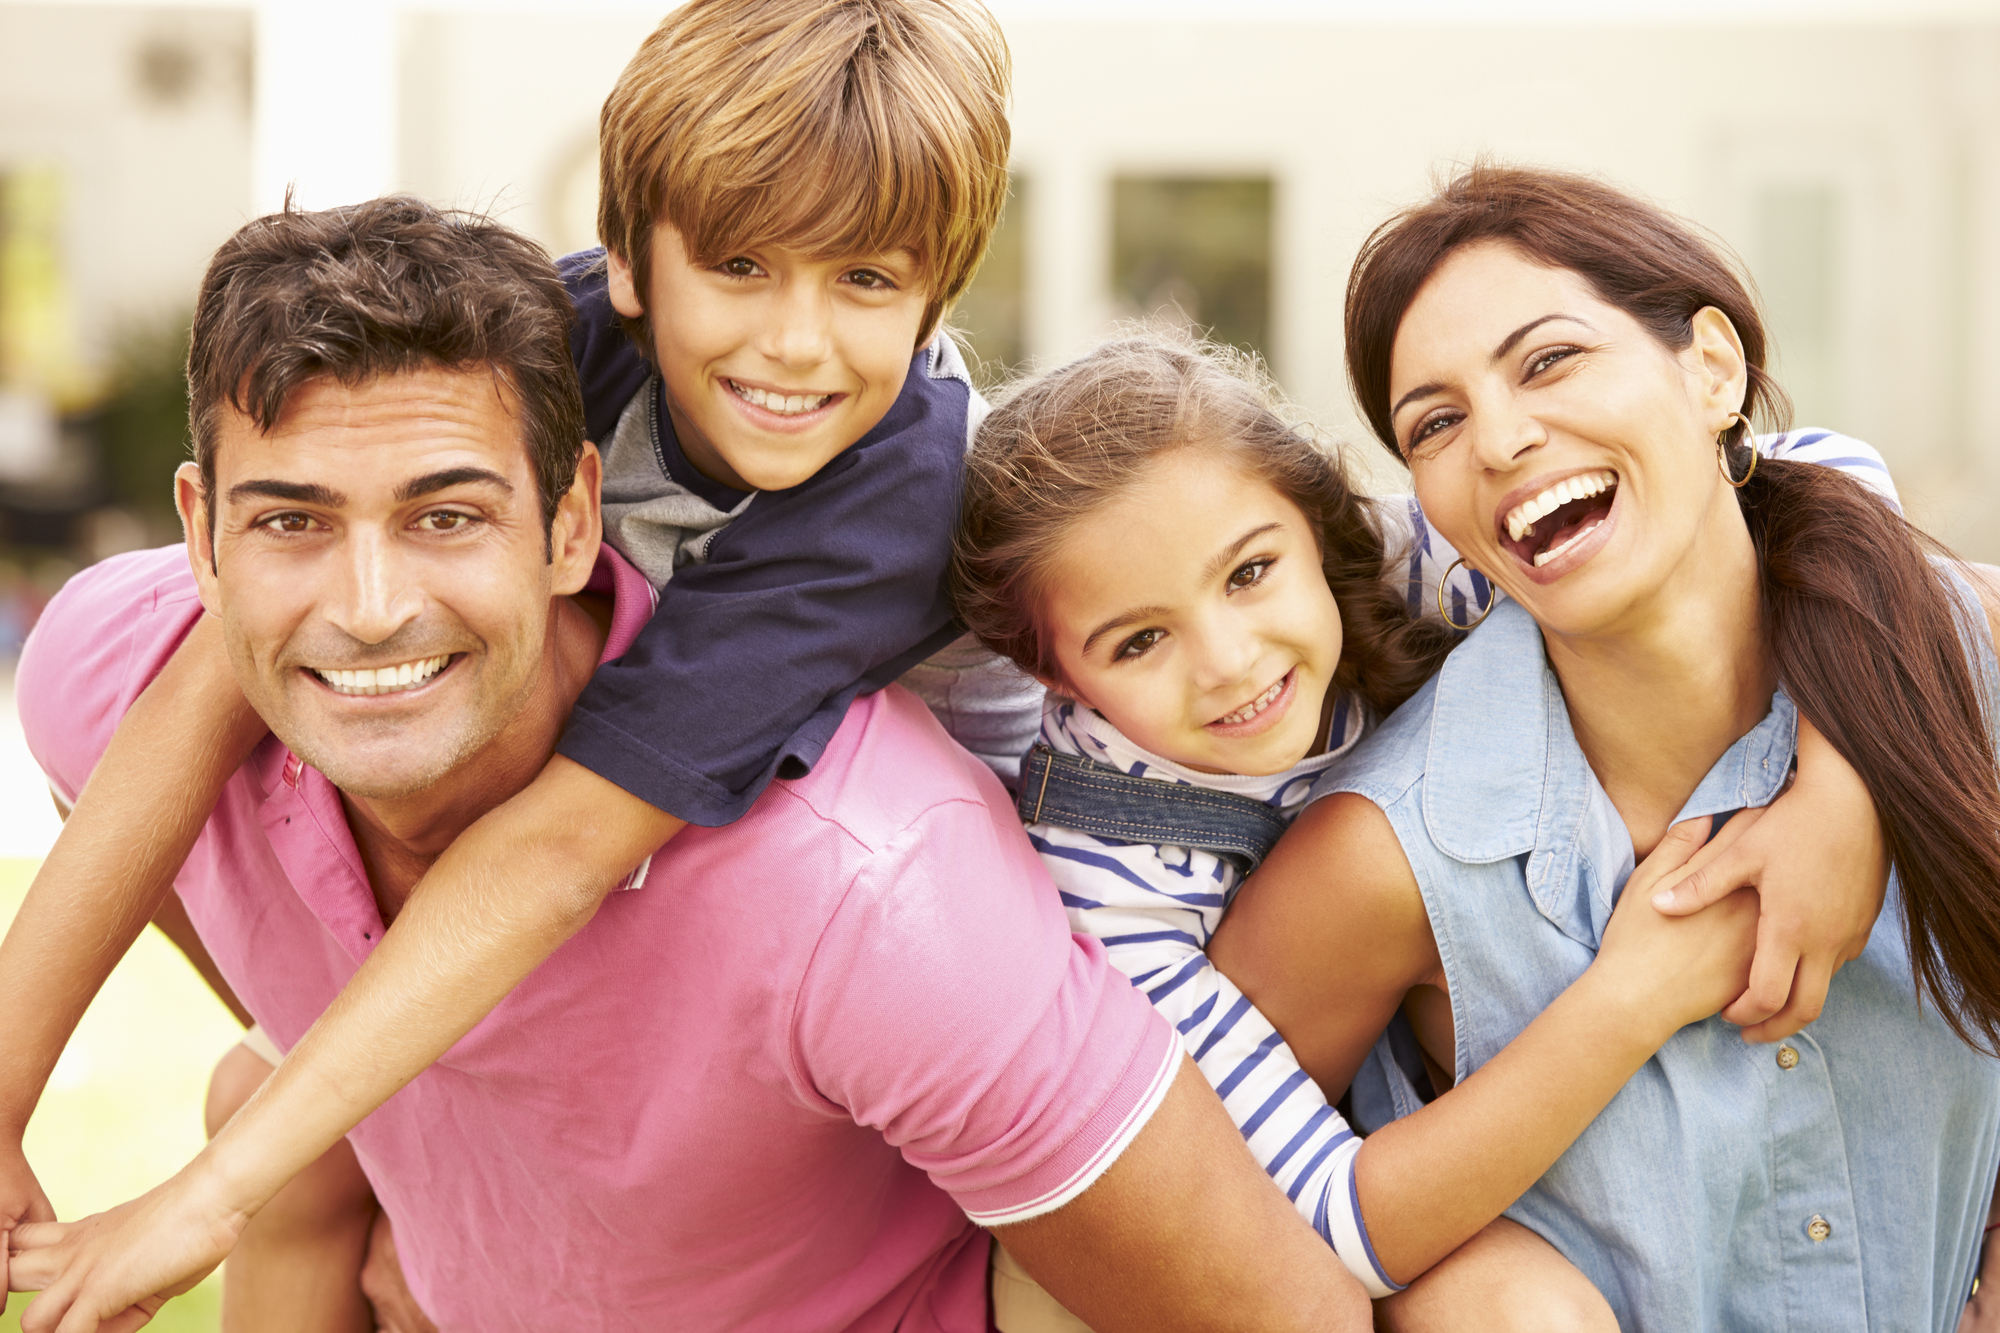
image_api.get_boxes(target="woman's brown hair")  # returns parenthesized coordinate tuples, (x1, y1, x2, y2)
(1346, 162, 2000, 1053)
(952, 332, 1455, 722)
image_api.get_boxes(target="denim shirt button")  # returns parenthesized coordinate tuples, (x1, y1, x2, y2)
(1806, 1215, 1832, 1243)
(1777, 1045, 1800, 1070)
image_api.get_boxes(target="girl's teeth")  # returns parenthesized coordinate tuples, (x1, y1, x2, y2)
(1219, 676, 1285, 725)
(315, 655, 451, 697)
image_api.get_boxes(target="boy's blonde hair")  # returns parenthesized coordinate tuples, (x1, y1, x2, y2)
(599, 0, 1011, 347)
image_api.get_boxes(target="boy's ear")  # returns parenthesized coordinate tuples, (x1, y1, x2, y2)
(605, 248, 646, 321)
(549, 441, 604, 596)
(175, 461, 224, 616)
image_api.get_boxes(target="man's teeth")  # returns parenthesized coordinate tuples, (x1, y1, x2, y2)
(313, 655, 450, 697)
(1505, 470, 1617, 542)
(1217, 676, 1286, 726)
(1533, 518, 1605, 567)
(729, 381, 833, 416)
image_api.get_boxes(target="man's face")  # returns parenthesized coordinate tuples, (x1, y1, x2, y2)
(607, 224, 928, 493)
(180, 366, 598, 799)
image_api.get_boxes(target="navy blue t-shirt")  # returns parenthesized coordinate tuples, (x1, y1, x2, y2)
(553, 250, 968, 826)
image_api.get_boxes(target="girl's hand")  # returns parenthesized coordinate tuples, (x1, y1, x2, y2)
(7, 1162, 245, 1333)
(1, 1143, 56, 1318)
(1594, 813, 1763, 1044)
(1647, 716, 1886, 1043)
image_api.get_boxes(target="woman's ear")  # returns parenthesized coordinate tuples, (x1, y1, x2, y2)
(1687, 306, 1751, 428)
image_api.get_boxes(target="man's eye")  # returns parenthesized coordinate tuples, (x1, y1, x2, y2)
(1115, 628, 1164, 661)
(1227, 559, 1272, 592)
(416, 511, 476, 533)
(260, 512, 314, 534)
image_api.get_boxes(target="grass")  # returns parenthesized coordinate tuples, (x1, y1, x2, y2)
(0, 858, 239, 1332)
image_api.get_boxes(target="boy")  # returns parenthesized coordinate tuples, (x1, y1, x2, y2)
(0, 0, 1040, 1321)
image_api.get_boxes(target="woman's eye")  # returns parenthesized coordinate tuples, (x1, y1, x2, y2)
(719, 256, 762, 278)
(416, 511, 477, 533)
(1407, 411, 1462, 454)
(1115, 628, 1164, 661)
(1527, 345, 1579, 378)
(259, 512, 314, 535)
(1227, 559, 1272, 592)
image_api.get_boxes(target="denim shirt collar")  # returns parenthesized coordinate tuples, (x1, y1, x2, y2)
(1421, 597, 1797, 946)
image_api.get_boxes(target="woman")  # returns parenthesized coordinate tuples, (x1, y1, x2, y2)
(1209, 164, 2000, 1331)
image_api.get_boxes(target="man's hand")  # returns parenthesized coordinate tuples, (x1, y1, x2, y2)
(7, 1161, 245, 1333)
(360, 1212, 437, 1333)
(1647, 715, 1886, 1043)
(0, 1142, 56, 1318)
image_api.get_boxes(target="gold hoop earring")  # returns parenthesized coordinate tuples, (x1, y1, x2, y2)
(1438, 557, 1495, 631)
(1717, 413, 1757, 488)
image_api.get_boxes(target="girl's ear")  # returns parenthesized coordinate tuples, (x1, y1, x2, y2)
(1687, 306, 1751, 428)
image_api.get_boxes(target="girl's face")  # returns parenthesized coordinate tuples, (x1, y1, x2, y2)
(1386, 241, 1748, 638)
(1041, 446, 1342, 776)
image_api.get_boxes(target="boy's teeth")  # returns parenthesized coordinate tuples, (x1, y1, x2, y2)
(313, 654, 451, 697)
(1505, 470, 1617, 542)
(1218, 676, 1285, 726)
(730, 381, 833, 416)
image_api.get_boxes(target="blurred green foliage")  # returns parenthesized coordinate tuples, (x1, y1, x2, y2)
(1112, 176, 1273, 359)
(94, 317, 192, 522)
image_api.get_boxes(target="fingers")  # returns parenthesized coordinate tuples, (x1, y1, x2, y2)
(1740, 952, 1836, 1044)
(1650, 807, 1769, 916)
(96, 1297, 164, 1333)
(1623, 817, 1711, 916)
(1720, 914, 1802, 1029)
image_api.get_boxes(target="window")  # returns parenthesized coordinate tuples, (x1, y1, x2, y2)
(952, 174, 1028, 385)
(1111, 175, 1273, 359)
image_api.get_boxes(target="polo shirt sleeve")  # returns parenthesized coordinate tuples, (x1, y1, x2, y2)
(787, 793, 1181, 1225)
(17, 547, 203, 804)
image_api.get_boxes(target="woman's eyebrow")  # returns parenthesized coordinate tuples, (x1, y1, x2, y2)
(1390, 313, 1598, 422)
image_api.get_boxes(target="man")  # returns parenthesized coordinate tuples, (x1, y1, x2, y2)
(9, 200, 1364, 1330)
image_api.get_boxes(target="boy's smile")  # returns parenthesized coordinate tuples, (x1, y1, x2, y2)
(609, 224, 929, 493)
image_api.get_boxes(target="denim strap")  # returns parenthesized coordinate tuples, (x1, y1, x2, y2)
(1014, 745, 1291, 874)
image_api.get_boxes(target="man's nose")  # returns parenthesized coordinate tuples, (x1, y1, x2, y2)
(322, 527, 424, 645)
(761, 277, 835, 370)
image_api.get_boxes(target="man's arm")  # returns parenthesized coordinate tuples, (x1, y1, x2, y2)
(994, 1057, 1368, 1333)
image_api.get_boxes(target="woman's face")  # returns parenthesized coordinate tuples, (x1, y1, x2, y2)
(1041, 446, 1342, 777)
(1386, 241, 1749, 637)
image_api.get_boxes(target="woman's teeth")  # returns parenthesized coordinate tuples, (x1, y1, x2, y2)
(1534, 519, 1605, 567)
(729, 381, 833, 416)
(1216, 675, 1286, 726)
(313, 655, 450, 697)
(1505, 470, 1617, 542)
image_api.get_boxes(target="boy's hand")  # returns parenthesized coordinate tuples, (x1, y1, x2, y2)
(1646, 716, 1886, 1044)
(1, 1142, 55, 1317)
(7, 1163, 243, 1333)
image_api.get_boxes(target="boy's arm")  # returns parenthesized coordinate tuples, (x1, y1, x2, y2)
(0, 617, 262, 1295)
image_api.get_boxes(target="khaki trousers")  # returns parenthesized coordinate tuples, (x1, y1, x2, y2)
(990, 1244, 1096, 1333)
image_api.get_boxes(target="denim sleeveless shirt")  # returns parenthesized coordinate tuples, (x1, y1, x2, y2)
(1319, 576, 2000, 1332)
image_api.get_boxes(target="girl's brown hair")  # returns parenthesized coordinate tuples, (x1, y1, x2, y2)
(1346, 162, 2000, 1053)
(952, 332, 1455, 721)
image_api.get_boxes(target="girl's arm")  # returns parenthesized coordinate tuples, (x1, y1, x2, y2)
(1209, 794, 1761, 1287)
(0, 617, 263, 1299)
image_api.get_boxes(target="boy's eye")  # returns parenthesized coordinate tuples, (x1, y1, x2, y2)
(844, 267, 896, 291)
(415, 510, 477, 533)
(259, 512, 315, 535)
(1114, 628, 1164, 661)
(1227, 559, 1272, 592)
(718, 256, 763, 278)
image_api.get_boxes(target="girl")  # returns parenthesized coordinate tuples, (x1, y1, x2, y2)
(952, 331, 1903, 1327)
(1210, 165, 2000, 1330)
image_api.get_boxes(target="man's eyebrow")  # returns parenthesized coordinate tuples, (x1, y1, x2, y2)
(1077, 522, 1287, 658)
(394, 467, 515, 502)
(227, 480, 346, 508)
(1389, 313, 1597, 423)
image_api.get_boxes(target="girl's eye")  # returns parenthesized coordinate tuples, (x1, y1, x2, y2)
(719, 256, 762, 278)
(1227, 559, 1272, 592)
(1114, 628, 1164, 661)
(1526, 345, 1579, 378)
(259, 512, 314, 535)
(416, 511, 477, 533)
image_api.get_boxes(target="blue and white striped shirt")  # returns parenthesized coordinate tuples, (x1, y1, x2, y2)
(1032, 431, 1899, 1298)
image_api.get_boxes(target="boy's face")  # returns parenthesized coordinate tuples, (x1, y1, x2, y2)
(608, 224, 929, 493)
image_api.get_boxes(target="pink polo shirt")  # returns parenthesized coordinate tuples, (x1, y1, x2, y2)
(20, 546, 1178, 1333)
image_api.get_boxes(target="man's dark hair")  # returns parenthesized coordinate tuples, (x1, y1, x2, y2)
(187, 195, 585, 549)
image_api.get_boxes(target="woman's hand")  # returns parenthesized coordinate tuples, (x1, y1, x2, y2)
(1647, 716, 1886, 1043)
(7, 1159, 247, 1333)
(1593, 813, 1763, 1045)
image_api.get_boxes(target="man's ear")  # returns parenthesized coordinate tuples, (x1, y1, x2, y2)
(175, 462, 224, 616)
(549, 441, 603, 597)
(1688, 306, 1751, 430)
(605, 246, 646, 321)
